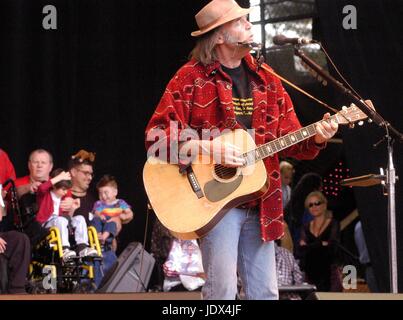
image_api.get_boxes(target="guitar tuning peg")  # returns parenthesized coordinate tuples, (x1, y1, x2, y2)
(368, 118, 373, 123)
(358, 121, 364, 126)
(342, 106, 347, 111)
(349, 123, 355, 129)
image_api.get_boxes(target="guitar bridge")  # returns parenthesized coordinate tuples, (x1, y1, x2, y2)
(186, 167, 204, 199)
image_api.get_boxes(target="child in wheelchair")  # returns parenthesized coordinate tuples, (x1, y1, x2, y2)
(36, 168, 98, 262)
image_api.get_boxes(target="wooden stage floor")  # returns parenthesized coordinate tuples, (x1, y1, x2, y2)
(0, 291, 203, 300)
(1, 292, 403, 300)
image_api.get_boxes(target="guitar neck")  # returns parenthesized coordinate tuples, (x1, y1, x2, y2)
(244, 114, 340, 163)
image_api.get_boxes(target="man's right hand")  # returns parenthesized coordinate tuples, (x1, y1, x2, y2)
(30, 181, 42, 193)
(0, 238, 7, 253)
(179, 139, 245, 167)
(211, 140, 245, 167)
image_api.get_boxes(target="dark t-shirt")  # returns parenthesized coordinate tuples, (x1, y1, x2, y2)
(72, 191, 97, 224)
(221, 62, 253, 129)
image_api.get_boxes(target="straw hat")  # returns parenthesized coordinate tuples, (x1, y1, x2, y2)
(191, 0, 251, 37)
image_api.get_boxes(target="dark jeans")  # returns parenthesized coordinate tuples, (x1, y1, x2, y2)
(0, 231, 31, 293)
(91, 217, 117, 246)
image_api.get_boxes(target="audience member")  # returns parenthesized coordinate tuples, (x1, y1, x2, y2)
(280, 161, 294, 208)
(91, 175, 134, 287)
(0, 149, 17, 231)
(275, 241, 304, 300)
(284, 172, 323, 248)
(0, 230, 30, 294)
(92, 175, 133, 247)
(0, 150, 30, 294)
(36, 169, 97, 261)
(298, 191, 342, 292)
(67, 152, 97, 224)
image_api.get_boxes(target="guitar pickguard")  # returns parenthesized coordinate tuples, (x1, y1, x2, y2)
(204, 175, 243, 202)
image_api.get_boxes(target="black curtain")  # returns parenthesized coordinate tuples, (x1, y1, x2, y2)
(0, 0, 211, 251)
(315, 0, 403, 292)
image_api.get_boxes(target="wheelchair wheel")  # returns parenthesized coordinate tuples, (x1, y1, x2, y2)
(71, 281, 97, 294)
(27, 279, 57, 294)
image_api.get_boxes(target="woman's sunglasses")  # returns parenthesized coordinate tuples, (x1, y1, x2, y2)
(308, 201, 323, 208)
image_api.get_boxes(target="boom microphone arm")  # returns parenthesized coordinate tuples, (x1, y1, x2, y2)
(294, 46, 403, 142)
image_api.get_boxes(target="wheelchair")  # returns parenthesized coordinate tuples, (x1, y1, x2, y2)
(28, 225, 102, 294)
(5, 180, 103, 294)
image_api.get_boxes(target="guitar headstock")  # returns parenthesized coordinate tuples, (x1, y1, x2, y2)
(336, 100, 375, 126)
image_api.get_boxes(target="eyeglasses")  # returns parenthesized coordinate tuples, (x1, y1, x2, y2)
(77, 169, 94, 177)
(308, 201, 323, 208)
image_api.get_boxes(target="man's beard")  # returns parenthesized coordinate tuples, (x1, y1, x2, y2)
(222, 31, 242, 46)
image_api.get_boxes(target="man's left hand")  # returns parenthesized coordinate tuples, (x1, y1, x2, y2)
(314, 112, 339, 144)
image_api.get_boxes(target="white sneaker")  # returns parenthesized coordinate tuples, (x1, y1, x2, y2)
(62, 248, 77, 261)
(79, 247, 98, 258)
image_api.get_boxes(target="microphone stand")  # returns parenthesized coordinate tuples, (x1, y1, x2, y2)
(293, 44, 402, 293)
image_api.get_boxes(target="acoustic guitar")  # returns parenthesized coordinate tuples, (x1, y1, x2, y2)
(143, 104, 369, 239)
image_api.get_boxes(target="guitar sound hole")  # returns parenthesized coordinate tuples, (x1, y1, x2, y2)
(214, 165, 237, 180)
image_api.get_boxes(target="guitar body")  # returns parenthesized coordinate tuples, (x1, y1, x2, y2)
(143, 129, 268, 239)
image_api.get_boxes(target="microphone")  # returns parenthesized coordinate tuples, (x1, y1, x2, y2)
(272, 34, 318, 46)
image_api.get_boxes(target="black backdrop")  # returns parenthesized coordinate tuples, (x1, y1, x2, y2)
(0, 0, 402, 292)
(315, 0, 403, 292)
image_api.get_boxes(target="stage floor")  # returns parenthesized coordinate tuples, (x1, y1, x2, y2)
(0, 291, 203, 300)
(1, 292, 403, 300)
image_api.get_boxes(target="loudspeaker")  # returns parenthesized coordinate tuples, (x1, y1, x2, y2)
(97, 242, 155, 293)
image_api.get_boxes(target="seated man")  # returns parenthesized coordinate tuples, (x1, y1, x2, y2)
(15, 149, 59, 243)
(68, 151, 133, 245)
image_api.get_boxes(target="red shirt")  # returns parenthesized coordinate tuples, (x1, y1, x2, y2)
(145, 54, 324, 242)
(14, 175, 30, 188)
(0, 149, 16, 189)
(35, 180, 72, 224)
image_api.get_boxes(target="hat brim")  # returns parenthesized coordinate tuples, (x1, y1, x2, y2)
(191, 7, 251, 37)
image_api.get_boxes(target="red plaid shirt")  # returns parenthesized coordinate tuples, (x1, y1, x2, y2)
(145, 54, 324, 241)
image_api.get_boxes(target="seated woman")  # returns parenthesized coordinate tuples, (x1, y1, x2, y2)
(298, 191, 342, 292)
